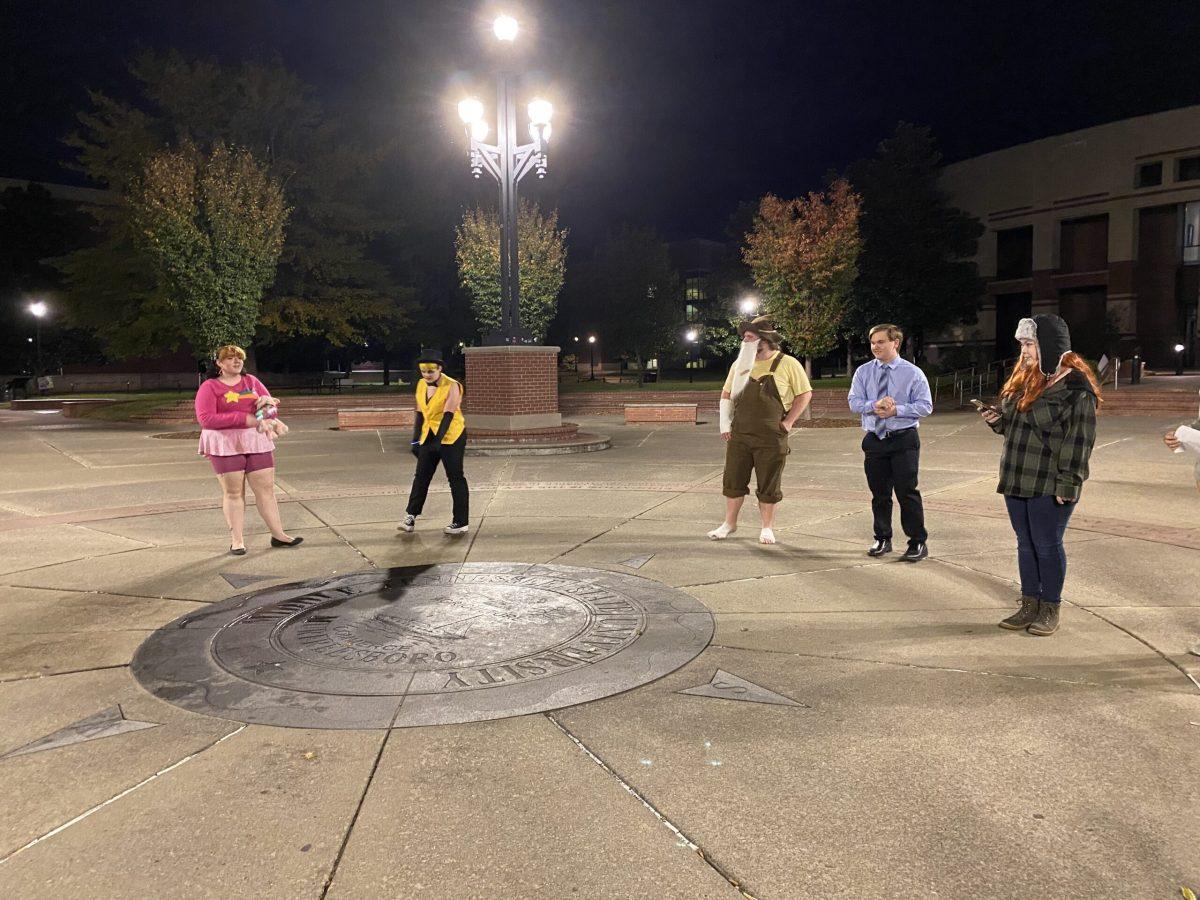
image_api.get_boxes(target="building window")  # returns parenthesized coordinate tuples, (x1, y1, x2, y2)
(685, 304, 699, 321)
(1059, 215, 1108, 273)
(1135, 161, 1163, 188)
(1183, 202, 1200, 264)
(995, 226, 1033, 280)
(684, 276, 706, 302)
(1178, 156, 1200, 182)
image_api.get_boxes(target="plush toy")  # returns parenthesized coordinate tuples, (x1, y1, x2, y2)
(254, 400, 289, 438)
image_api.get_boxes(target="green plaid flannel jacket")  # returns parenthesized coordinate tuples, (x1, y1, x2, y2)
(988, 373, 1098, 500)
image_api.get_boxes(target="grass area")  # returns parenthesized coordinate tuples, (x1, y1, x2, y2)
(559, 375, 854, 392)
(68, 396, 184, 421)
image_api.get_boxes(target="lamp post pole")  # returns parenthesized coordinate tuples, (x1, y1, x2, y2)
(458, 17, 552, 346)
(28, 301, 47, 379)
(588, 335, 596, 381)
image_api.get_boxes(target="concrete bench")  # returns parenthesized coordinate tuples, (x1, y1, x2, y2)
(623, 403, 699, 424)
(337, 408, 415, 430)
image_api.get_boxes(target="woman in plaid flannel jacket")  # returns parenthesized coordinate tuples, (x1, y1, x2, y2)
(979, 315, 1099, 637)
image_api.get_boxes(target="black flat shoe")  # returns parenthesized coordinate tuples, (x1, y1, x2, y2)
(229, 546, 247, 556)
(867, 538, 892, 557)
(270, 536, 304, 548)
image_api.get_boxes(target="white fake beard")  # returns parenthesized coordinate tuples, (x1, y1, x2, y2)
(729, 340, 760, 399)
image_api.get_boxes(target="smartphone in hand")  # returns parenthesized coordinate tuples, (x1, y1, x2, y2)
(971, 399, 998, 414)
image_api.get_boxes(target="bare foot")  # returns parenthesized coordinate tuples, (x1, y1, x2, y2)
(759, 527, 776, 545)
(707, 522, 736, 540)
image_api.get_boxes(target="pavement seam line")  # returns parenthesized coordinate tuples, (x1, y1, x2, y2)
(0, 725, 247, 867)
(35, 438, 95, 469)
(294, 500, 377, 569)
(0, 584, 210, 605)
(0, 663, 131, 684)
(1070, 606, 1200, 695)
(542, 469, 724, 564)
(318, 705, 402, 899)
(544, 713, 760, 900)
(707, 643, 1194, 695)
(464, 459, 513, 560)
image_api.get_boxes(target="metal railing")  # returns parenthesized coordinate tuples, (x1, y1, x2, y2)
(931, 357, 1018, 408)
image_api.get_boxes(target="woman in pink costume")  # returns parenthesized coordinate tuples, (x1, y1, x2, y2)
(193, 344, 302, 555)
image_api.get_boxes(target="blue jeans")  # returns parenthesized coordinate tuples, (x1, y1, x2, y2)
(1003, 495, 1076, 604)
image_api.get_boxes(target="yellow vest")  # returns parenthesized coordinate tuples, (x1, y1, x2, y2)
(416, 375, 465, 445)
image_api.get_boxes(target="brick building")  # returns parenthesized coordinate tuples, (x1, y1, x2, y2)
(935, 105, 1200, 368)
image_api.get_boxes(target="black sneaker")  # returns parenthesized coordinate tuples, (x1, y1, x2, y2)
(398, 514, 416, 533)
(443, 522, 469, 535)
(900, 541, 928, 562)
(867, 538, 892, 557)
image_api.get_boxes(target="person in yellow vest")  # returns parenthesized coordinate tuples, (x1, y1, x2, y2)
(399, 349, 469, 535)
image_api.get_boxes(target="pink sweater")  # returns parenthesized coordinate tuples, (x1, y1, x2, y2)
(194, 375, 276, 456)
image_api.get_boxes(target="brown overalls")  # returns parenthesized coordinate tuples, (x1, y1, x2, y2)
(722, 352, 791, 504)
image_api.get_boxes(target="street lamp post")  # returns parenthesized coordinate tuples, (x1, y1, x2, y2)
(684, 328, 698, 384)
(738, 296, 759, 317)
(1175, 342, 1186, 376)
(28, 301, 47, 379)
(457, 15, 553, 347)
(588, 335, 596, 381)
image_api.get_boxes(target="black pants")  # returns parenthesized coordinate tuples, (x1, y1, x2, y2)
(406, 435, 469, 524)
(862, 429, 926, 543)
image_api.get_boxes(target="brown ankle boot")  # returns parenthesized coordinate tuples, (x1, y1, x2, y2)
(1027, 601, 1060, 636)
(999, 596, 1040, 631)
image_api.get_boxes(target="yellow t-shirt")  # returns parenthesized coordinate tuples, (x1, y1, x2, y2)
(722, 352, 812, 409)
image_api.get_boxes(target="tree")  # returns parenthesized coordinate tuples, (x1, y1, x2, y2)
(60, 52, 414, 360)
(455, 200, 567, 342)
(742, 179, 863, 377)
(579, 225, 681, 384)
(846, 123, 985, 359)
(129, 140, 287, 357)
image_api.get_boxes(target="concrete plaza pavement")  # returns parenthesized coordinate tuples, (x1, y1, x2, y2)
(0, 404, 1198, 898)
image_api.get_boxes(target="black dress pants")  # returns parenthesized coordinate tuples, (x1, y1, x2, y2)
(406, 435, 469, 524)
(862, 428, 926, 543)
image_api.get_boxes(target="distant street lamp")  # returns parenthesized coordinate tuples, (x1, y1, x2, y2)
(738, 296, 759, 316)
(684, 328, 699, 384)
(1175, 342, 1186, 376)
(28, 301, 47, 378)
(457, 14, 553, 346)
(587, 335, 597, 381)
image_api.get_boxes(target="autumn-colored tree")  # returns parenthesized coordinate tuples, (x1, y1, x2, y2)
(742, 179, 863, 377)
(455, 200, 567, 342)
(129, 140, 287, 357)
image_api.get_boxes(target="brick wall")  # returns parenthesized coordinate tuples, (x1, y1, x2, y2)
(462, 348, 559, 417)
(624, 404, 698, 423)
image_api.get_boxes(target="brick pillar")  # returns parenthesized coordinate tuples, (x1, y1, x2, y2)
(462, 345, 561, 431)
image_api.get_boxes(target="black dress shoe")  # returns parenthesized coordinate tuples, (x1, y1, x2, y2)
(867, 538, 892, 557)
(229, 546, 247, 556)
(900, 541, 928, 562)
(270, 536, 304, 548)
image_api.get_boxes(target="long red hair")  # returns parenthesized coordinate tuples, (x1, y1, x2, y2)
(1000, 352, 1103, 412)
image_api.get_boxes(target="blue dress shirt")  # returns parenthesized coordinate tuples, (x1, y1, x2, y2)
(847, 358, 933, 434)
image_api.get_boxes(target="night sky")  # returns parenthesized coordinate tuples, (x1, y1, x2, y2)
(5, 0, 1200, 247)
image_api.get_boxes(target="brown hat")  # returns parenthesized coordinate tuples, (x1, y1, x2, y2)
(737, 315, 783, 346)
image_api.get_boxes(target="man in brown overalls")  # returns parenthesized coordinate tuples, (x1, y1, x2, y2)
(708, 317, 813, 544)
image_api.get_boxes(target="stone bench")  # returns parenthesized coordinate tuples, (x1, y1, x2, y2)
(337, 408, 415, 430)
(623, 403, 699, 424)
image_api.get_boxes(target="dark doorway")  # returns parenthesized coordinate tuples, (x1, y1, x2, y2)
(1058, 287, 1108, 360)
(994, 292, 1032, 361)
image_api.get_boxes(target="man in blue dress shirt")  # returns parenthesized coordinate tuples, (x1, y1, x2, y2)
(847, 324, 933, 561)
